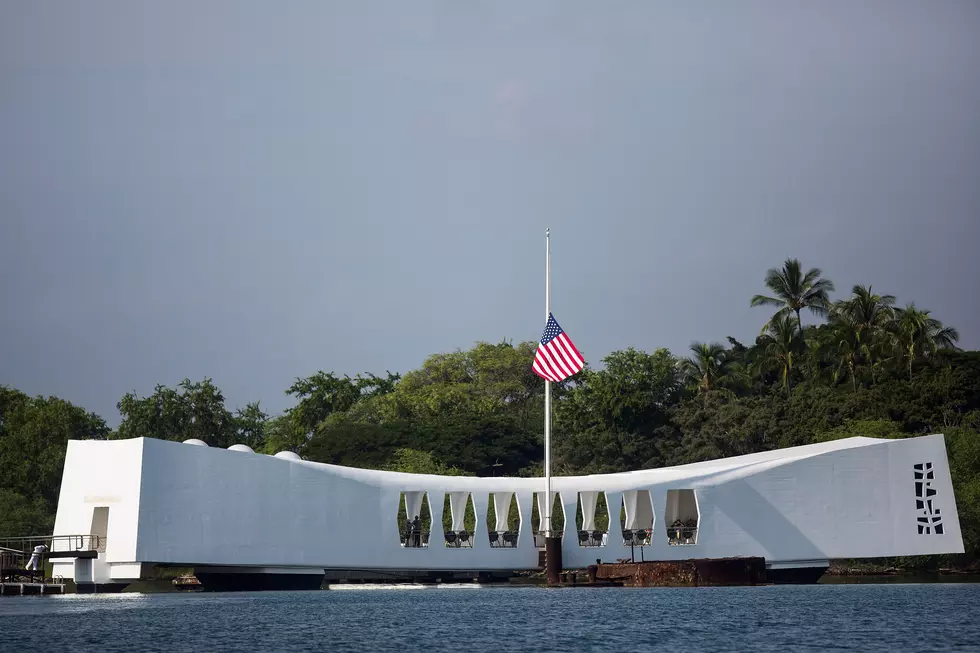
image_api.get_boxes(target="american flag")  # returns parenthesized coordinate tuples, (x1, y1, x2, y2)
(532, 313, 585, 382)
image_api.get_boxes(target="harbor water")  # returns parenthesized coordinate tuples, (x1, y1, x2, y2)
(2, 584, 979, 652)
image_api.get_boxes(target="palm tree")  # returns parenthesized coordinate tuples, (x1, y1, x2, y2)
(833, 285, 896, 334)
(751, 259, 835, 336)
(827, 313, 862, 390)
(891, 304, 960, 381)
(678, 342, 735, 394)
(752, 313, 800, 394)
(800, 326, 830, 383)
(830, 285, 896, 384)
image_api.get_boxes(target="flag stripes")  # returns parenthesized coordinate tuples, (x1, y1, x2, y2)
(532, 314, 584, 382)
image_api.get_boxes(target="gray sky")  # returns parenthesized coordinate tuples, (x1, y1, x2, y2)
(2, 1, 978, 425)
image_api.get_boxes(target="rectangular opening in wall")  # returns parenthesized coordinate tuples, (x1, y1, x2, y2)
(444, 492, 475, 548)
(575, 492, 609, 547)
(487, 492, 521, 548)
(398, 492, 431, 548)
(531, 492, 565, 547)
(664, 489, 700, 545)
(622, 491, 654, 546)
(90, 506, 109, 552)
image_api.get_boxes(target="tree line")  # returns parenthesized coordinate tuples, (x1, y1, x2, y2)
(2, 259, 977, 568)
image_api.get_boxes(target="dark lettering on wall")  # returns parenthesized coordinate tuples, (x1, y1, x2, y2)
(914, 463, 944, 535)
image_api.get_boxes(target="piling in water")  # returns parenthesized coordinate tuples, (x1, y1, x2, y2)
(545, 537, 562, 586)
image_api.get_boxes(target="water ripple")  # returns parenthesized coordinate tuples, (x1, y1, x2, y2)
(2, 584, 980, 652)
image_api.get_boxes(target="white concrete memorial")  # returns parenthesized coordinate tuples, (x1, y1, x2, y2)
(50, 433, 964, 588)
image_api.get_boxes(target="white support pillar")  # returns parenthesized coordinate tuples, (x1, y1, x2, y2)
(535, 492, 548, 546)
(430, 492, 445, 543)
(560, 492, 576, 555)
(605, 491, 624, 537)
(472, 492, 490, 551)
(649, 487, 670, 555)
(385, 489, 402, 545)
(516, 491, 534, 549)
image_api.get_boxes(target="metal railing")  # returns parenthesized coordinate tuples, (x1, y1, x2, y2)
(533, 530, 564, 548)
(576, 530, 607, 547)
(622, 529, 652, 546)
(0, 534, 104, 583)
(488, 531, 519, 548)
(667, 526, 698, 545)
(444, 530, 473, 548)
(400, 531, 430, 548)
(0, 550, 25, 583)
(0, 534, 104, 554)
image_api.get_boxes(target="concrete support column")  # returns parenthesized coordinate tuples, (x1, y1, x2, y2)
(472, 492, 490, 552)
(605, 491, 624, 541)
(649, 487, 671, 557)
(560, 492, 576, 562)
(430, 492, 445, 546)
(515, 491, 534, 549)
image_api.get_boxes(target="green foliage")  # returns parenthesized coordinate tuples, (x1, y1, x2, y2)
(0, 386, 109, 535)
(116, 378, 238, 448)
(382, 448, 468, 476)
(750, 258, 834, 334)
(285, 371, 399, 437)
(305, 419, 413, 469)
(257, 414, 306, 455)
(307, 341, 547, 476)
(946, 428, 980, 555)
(556, 348, 681, 474)
(893, 304, 961, 381)
(832, 285, 896, 383)
(678, 343, 739, 395)
(0, 488, 53, 536)
(234, 402, 268, 450)
(754, 313, 802, 394)
(815, 419, 907, 442)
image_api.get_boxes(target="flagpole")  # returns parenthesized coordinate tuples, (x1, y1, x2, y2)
(544, 228, 552, 538)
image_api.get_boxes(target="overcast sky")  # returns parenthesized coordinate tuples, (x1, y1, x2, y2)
(2, 1, 978, 425)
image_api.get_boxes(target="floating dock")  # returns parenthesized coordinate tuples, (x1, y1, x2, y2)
(0, 582, 66, 595)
